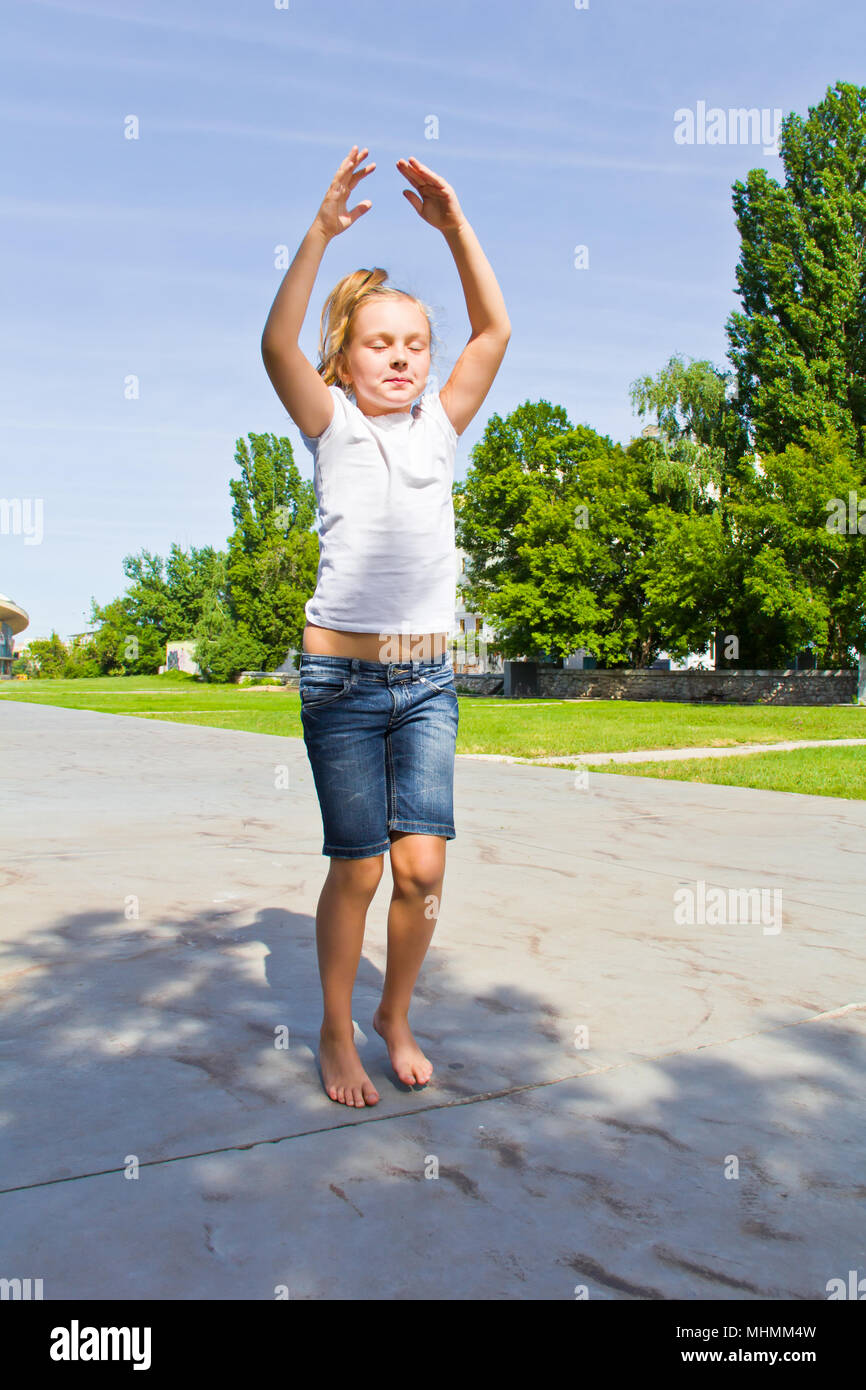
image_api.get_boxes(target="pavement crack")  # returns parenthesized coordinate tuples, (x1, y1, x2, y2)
(2, 1004, 862, 1197)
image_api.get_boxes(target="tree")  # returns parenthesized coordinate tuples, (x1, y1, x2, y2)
(629, 353, 751, 666)
(63, 637, 101, 679)
(120, 543, 226, 641)
(88, 593, 165, 675)
(26, 632, 68, 678)
(192, 580, 263, 683)
(226, 433, 319, 670)
(634, 508, 729, 664)
(629, 352, 749, 498)
(722, 425, 866, 666)
(726, 81, 866, 458)
(454, 400, 667, 666)
(87, 544, 228, 675)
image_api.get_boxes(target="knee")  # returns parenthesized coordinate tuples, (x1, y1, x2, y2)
(391, 855, 444, 902)
(329, 854, 384, 896)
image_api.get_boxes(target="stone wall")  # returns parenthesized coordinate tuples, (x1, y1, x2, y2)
(241, 666, 859, 704)
(533, 667, 858, 705)
(453, 672, 504, 696)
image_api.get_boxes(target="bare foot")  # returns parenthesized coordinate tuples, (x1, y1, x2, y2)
(372, 1007, 433, 1087)
(318, 1027, 380, 1107)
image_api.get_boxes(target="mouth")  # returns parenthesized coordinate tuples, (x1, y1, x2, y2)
(385, 378, 411, 385)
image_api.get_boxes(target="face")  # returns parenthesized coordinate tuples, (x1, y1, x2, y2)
(337, 296, 431, 415)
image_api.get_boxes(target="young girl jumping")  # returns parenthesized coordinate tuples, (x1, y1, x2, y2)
(261, 145, 510, 1109)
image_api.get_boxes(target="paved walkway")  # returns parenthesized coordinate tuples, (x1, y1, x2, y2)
(460, 736, 866, 766)
(2, 701, 864, 1299)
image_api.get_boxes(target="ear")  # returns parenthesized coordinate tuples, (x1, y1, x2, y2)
(335, 349, 351, 391)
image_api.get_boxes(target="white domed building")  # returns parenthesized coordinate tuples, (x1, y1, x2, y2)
(0, 592, 29, 678)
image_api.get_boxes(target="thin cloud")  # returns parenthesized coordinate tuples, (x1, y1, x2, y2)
(23, 0, 660, 113)
(0, 110, 724, 182)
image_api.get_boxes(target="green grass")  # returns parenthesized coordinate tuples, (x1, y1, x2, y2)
(588, 743, 866, 799)
(1, 674, 863, 756)
(4, 674, 864, 796)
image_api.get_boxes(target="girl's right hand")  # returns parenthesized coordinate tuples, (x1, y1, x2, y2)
(313, 145, 376, 239)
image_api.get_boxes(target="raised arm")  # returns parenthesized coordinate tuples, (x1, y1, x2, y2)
(261, 145, 375, 439)
(397, 157, 511, 438)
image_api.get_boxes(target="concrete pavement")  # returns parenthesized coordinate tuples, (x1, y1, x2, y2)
(1, 699, 864, 1299)
(461, 737, 866, 765)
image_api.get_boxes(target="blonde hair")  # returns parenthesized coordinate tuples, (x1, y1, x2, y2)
(315, 267, 439, 395)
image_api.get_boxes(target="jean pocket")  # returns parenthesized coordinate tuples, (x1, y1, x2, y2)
(299, 669, 354, 708)
(420, 667, 458, 701)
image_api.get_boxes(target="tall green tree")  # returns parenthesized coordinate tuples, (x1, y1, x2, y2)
(226, 433, 319, 669)
(726, 81, 866, 458)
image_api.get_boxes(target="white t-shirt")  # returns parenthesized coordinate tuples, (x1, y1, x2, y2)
(299, 383, 459, 635)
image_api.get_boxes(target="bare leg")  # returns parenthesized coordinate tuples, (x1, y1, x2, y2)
(373, 832, 446, 1086)
(316, 855, 383, 1107)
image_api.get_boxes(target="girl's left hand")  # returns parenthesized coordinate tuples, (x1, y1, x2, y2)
(396, 157, 466, 233)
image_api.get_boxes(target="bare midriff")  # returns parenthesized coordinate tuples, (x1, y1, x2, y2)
(302, 622, 448, 663)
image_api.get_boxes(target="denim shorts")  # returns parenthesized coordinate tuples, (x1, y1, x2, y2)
(298, 652, 459, 859)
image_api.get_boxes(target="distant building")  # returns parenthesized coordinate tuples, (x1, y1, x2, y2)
(160, 641, 201, 675)
(454, 548, 503, 672)
(0, 592, 28, 678)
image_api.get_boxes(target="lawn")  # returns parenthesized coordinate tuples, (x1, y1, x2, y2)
(589, 743, 866, 800)
(1, 674, 864, 757)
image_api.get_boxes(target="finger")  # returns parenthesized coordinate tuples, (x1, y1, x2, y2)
(334, 146, 357, 177)
(395, 158, 424, 188)
(402, 190, 424, 215)
(407, 157, 444, 183)
(337, 146, 368, 177)
(400, 163, 444, 196)
(349, 162, 376, 186)
(347, 200, 372, 224)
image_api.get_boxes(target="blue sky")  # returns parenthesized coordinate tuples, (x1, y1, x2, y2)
(3, 0, 864, 642)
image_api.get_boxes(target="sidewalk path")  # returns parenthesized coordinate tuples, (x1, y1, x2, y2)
(460, 736, 866, 765)
(2, 701, 864, 1299)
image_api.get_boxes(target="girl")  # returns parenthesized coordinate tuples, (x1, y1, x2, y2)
(261, 145, 510, 1109)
